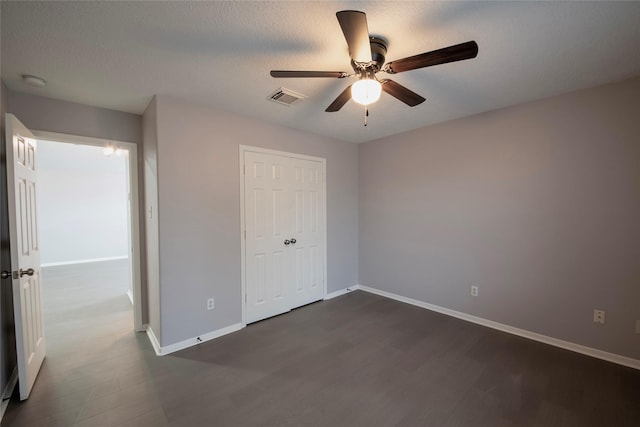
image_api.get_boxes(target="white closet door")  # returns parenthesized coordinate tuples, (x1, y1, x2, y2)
(243, 148, 326, 324)
(244, 152, 293, 323)
(289, 158, 325, 308)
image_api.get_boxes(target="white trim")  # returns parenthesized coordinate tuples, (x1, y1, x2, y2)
(145, 326, 162, 356)
(239, 144, 325, 163)
(0, 367, 18, 422)
(239, 147, 246, 327)
(239, 145, 327, 327)
(126, 143, 144, 332)
(127, 289, 134, 305)
(356, 284, 640, 371)
(321, 162, 328, 309)
(324, 287, 358, 300)
(146, 324, 244, 356)
(32, 130, 144, 332)
(41, 256, 128, 268)
(34, 131, 136, 149)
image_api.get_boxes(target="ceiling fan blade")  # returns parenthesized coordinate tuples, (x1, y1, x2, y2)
(336, 10, 372, 63)
(384, 41, 478, 74)
(270, 70, 348, 78)
(381, 80, 426, 106)
(325, 85, 353, 112)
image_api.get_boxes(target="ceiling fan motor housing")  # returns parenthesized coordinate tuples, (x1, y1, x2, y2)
(352, 36, 388, 76)
(369, 36, 388, 70)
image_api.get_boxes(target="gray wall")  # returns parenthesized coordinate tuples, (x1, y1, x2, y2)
(359, 76, 640, 360)
(152, 95, 359, 346)
(0, 81, 18, 403)
(38, 141, 129, 265)
(7, 91, 141, 143)
(142, 97, 161, 339)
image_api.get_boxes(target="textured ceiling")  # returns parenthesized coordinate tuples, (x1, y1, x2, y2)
(2, 1, 640, 143)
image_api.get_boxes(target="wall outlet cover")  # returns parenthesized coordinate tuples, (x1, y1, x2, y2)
(593, 309, 605, 325)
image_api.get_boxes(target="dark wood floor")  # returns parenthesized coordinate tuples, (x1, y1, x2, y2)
(3, 267, 639, 426)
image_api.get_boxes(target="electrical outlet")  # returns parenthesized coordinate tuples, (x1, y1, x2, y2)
(471, 286, 479, 297)
(593, 309, 605, 324)
(207, 298, 214, 310)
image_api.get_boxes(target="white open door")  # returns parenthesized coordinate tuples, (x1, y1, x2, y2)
(5, 114, 46, 400)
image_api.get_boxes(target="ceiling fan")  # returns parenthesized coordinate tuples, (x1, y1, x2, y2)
(271, 10, 478, 115)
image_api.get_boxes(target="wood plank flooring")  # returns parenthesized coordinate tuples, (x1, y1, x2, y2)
(3, 265, 639, 426)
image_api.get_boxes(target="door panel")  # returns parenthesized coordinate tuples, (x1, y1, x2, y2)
(294, 248, 304, 292)
(244, 152, 292, 323)
(289, 158, 325, 308)
(273, 251, 285, 299)
(5, 114, 46, 400)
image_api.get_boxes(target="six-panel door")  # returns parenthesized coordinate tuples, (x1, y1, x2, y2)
(244, 150, 325, 324)
(290, 158, 325, 308)
(6, 114, 46, 400)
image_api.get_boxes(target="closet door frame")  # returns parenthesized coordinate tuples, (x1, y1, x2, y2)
(239, 145, 327, 327)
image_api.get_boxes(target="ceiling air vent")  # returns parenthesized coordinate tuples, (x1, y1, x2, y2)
(268, 87, 306, 106)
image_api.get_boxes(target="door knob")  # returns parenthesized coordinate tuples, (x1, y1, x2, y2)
(1, 271, 11, 280)
(19, 268, 35, 277)
(290, 238, 297, 244)
(284, 240, 291, 246)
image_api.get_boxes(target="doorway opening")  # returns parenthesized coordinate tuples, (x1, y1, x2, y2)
(2, 114, 144, 407)
(33, 131, 143, 337)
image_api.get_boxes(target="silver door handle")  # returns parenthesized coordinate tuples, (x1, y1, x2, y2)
(19, 268, 35, 277)
(284, 240, 291, 246)
(290, 238, 296, 244)
(1, 271, 11, 280)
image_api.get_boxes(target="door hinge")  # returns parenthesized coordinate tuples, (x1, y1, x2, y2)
(244, 230, 246, 239)
(243, 164, 246, 175)
(245, 293, 247, 303)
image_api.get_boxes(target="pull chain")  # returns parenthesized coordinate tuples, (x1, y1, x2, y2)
(364, 106, 369, 127)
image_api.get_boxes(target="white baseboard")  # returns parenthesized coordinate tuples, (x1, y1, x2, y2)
(324, 286, 358, 300)
(145, 326, 162, 356)
(0, 367, 18, 422)
(41, 256, 128, 268)
(355, 284, 640, 371)
(146, 323, 244, 356)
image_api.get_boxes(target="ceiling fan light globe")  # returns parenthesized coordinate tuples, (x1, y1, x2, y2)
(351, 79, 382, 105)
